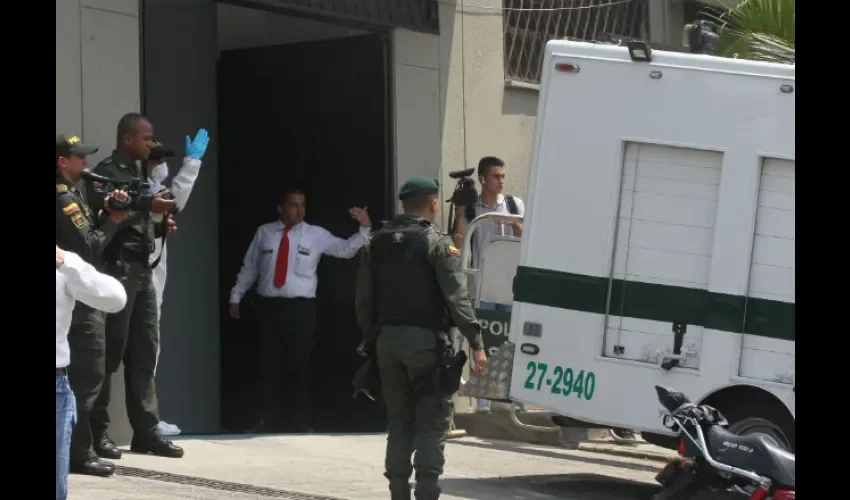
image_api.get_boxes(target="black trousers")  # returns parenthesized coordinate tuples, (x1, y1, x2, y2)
(91, 267, 161, 440)
(67, 304, 107, 463)
(255, 296, 315, 430)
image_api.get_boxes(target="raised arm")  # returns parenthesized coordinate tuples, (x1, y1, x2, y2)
(321, 226, 371, 259)
(171, 129, 210, 210)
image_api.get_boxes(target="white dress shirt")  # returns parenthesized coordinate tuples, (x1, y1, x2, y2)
(230, 220, 370, 302)
(56, 248, 128, 368)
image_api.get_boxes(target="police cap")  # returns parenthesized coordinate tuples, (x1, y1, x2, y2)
(56, 134, 98, 158)
(148, 139, 176, 161)
(398, 176, 440, 200)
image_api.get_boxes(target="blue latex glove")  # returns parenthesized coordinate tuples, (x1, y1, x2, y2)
(185, 128, 210, 160)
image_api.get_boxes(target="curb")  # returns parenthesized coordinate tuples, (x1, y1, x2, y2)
(577, 442, 674, 463)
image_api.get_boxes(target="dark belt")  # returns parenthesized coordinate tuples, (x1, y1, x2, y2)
(56, 367, 67, 376)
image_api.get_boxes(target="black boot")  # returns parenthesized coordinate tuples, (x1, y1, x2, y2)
(414, 475, 441, 500)
(387, 475, 411, 500)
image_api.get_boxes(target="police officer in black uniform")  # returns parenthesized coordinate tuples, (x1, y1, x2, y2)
(354, 177, 488, 500)
(56, 134, 131, 477)
(84, 113, 183, 459)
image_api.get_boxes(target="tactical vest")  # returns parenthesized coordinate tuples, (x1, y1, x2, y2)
(370, 217, 449, 331)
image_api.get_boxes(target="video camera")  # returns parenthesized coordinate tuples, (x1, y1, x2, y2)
(445, 167, 478, 234)
(81, 170, 153, 212)
(447, 167, 478, 207)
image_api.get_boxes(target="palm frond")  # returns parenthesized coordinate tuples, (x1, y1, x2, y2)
(702, 0, 795, 63)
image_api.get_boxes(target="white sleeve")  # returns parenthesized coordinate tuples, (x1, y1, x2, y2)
(171, 157, 202, 210)
(230, 228, 262, 303)
(59, 250, 127, 313)
(320, 226, 370, 259)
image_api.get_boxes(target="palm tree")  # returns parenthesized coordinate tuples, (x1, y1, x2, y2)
(705, 0, 795, 64)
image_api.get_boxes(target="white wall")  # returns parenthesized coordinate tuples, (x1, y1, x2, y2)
(392, 29, 443, 213)
(56, 0, 141, 164)
(56, 0, 141, 445)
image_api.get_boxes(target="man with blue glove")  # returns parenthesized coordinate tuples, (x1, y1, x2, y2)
(144, 130, 209, 436)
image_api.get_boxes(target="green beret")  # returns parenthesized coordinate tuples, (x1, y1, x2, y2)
(398, 176, 440, 200)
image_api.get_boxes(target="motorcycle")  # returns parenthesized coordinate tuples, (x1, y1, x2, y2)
(652, 385, 795, 500)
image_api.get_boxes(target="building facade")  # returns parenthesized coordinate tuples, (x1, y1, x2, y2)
(56, 0, 695, 441)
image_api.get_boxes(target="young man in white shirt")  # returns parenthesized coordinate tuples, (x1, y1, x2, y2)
(452, 156, 524, 308)
(452, 156, 525, 413)
(56, 247, 127, 500)
(228, 188, 372, 433)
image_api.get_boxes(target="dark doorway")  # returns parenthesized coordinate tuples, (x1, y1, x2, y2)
(217, 33, 392, 433)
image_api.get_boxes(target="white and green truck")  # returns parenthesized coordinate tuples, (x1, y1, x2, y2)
(458, 39, 795, 452)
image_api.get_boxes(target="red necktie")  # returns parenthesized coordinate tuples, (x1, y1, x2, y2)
(273, 226, 293, 288)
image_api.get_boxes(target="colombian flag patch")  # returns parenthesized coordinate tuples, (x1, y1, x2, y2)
(62, 203, 80, 215)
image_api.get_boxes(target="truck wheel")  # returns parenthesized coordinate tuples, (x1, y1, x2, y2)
(727, 417, 792, 452)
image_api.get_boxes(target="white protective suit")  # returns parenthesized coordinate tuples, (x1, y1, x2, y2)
(148, 156, 202, 369)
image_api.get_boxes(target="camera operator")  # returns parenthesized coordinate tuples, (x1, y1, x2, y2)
(451, 157, 524, 307)
(84, 113, 184, 461)
(56, 134, 131, 478)
(450, 156, 524, 414)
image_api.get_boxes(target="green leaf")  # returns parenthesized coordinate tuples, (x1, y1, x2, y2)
(702, 0, 795, 64)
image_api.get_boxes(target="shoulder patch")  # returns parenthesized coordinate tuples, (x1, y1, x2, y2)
(447, 244, 460, 256)
(62, 202, 81, 215)
(56, 184, 68, 193)
(71, 213, 86, 229)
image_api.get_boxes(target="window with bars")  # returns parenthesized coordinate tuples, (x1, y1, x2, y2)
(503, 0, 649, 85)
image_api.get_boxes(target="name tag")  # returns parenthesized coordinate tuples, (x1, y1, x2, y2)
(297, 245, 311, 256)
(261, 248, 273, 255)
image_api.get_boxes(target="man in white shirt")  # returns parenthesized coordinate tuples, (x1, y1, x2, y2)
(452, 156, 525, 309)
(56, 247, 127, 500)
(145, 132, 209, 436)
(451, 156, 525, 413)
(229, 188, 372, 433)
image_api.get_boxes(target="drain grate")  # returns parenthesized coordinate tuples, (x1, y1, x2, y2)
(115, 466, 347, 500)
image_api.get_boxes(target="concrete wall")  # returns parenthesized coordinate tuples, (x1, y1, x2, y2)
(56, 0, 141, 445)
(648, 0, 687, 45)
(56, 0, 141, 161)
(143, 0, 221, 437)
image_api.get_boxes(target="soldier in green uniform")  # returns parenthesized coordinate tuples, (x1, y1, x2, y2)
(56, 134, 132, 477)
(84, 113, 184, 459)
(354, 176, 489, 500)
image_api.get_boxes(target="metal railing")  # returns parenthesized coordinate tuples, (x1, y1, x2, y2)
(504, 0, 649, 84)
